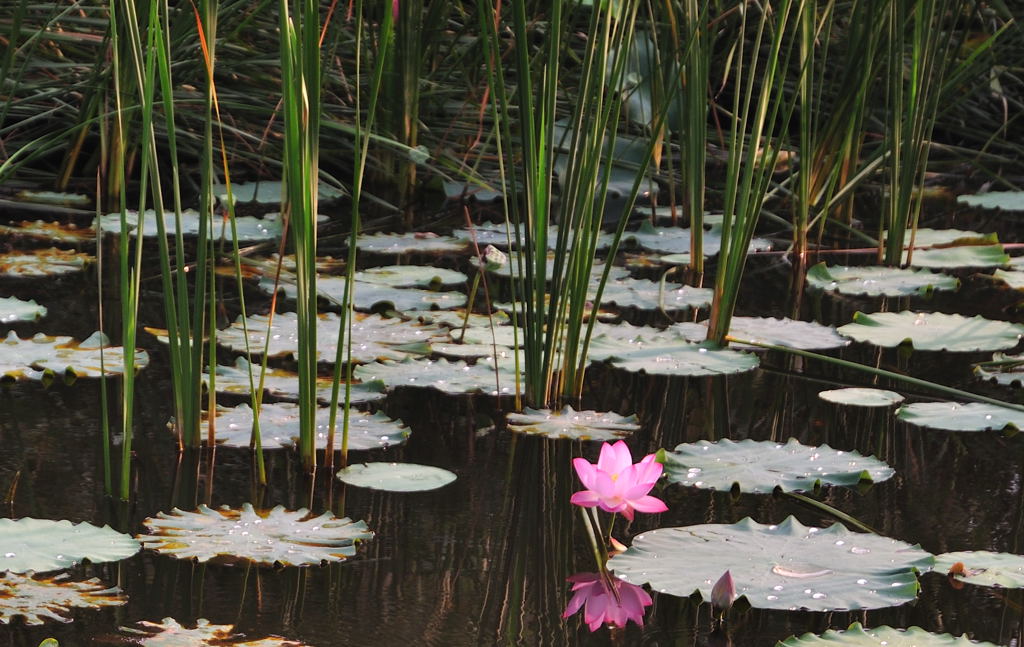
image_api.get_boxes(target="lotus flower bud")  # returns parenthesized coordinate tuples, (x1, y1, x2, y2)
(483, 245, 507, 271)
(711, 570, 736, 617)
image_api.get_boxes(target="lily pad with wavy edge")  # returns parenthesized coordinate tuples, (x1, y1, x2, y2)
(994, 269, 1024, 290)
(957, 190, 1024, 212)
(599, 278, 713, 312)
(214, 180, 344, 205)
(14, 190, 90, 207)
(200, 402, 409, 450)
(837, 311, 1024, 352)
(896, 401, 1024, 432)
(205, 357, 386, 404)
(0, 331, 149, 381)
(818, 388, 904, 408)
(118, 617, 311, 646)
(0, 297, 46, 324)
(353, 357, 520, 396)
(95, 210, 288, 242)
(337, 462, 457, 492)
(974, 353, 1024, 387)
(216, 312, 440, 364)
(671, 317, 848, 351)
(778, 623, 996, 646)
(0, 249, 91, 278)
(259, 275, 467, 312)
(608, 516, 933, 611)
(0, 573, 125, 625)
(430, 342, 518, 360)
(355, 232, 468, 255)
(933, 551, 1024, 589)
(415, 309, 510, 329)
(0, 220, 95, 244)
(454, 223, 614, 252)
(661, 438, 894, 494)
(506, 406, 639, 441)
(621, 221, 771, 256)
(0, 518, 139, 573)
(906, 245, 1010, 269)
(138, 503, 373, 566)
(806, 264, 959, 297)
(354, 265, 467, 288)
(588, 334, 759, 377)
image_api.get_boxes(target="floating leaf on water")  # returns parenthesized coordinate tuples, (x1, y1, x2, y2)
(0, 220, 95, 244)
(806, 264, 959, 297)
(957, 190, 1024, 212)
(117, 617, 312, 646)
(599, 278, 713, 312)
(353, 357, 520, 396)
(506, 406, 640, 441)
(837, 311, 1024, 352)
(0, 517, 139, 573)
(661, 438, 894, 494)
(415, 309, 510, 329)
(0, 572, 125, 625)
(974, 353, 1024, 387)
(0, 248, 91, 278)
(453, 223, 613, 252)
(0, 331, 149, 381)
(896, 401, 1024, 432)
(607, 516, 933, 611)
(430, 342, 518, 360)
(260, 274, 467, 312)
(200, 402, 409, 451)
(95, 210, 287, 242)
(355, 232, 468, 255)
(933, 551, 1024, 589)
(214, 180, 344, 205)
(993, 269, 1024, 290)
(337, 462, 457, 492)
(14, 190, 90, 207)
(443, 181, 503, 203)
(818, 388, 905, 408)
(217, 312, 439, 364)
(620, 221, 771, 256)
(138, 503, 373, 566)
(906, 245, 1009, 269)
(588, 334, 759, 377)
(205, 357, 387, 404)
(0, 297, 46, 324)
(778, 622, 997, 646)
(670, 317, 849, 350)
(354, 265, 468, 288)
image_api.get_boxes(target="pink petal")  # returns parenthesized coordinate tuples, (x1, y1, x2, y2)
(570, 490, 601, 508)
(622, 481, 657, 500)
(628, 494, 668, 514)
(572, 457, 598, 488)
(563, 590, 587, 618)
(632, 454, 664, 483)
(598, 441, 632, 475)
(592, 471, 618, 499)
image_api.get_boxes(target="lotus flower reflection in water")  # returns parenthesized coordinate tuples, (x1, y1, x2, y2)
(563, 571, 653, 631)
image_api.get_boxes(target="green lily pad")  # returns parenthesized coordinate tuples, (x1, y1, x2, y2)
(14, 190, 90, 207)
(506, 406, 639, 441)
(430, 342, 518, 360)
(354, 265, 467, 288)
(837, 311, 1024, 352)
(0, 297, 46, 324)
(95, 210, 288, 242)
(671, 317, 848, 350)
(906, 245, 1009, 269)
(353, 357, 520, 396)
(0, 220, 95, 244)
(974, 353, 1024, 387)
(118, 617, 311, 646)
(887, 228, 997, 248)
(818, 388, 904, 408)
(607, 516, 933, 611)
(138, 503, 373, 566)
(355, 232, 468, 255)
(0, 248, 91, 278)
(957, 190, 1024, 212)
(336, 462, 457, 492)
(599, 278, 713, 312)
(0, 331, 149, 381)
(415, 309, 510, 329)
(0, 573, 125, 626)
(806, 264, 959, 297)
(205, 357, 387, 404)
(896, 401, 1024, 432)
(621, 221, 771, 256)
(0, 518, 140, 573)
(260, 275, 467, 312)
(454, 223, 614, 252)
(588, 334, 760, 377)
(778, 623, 997, 647)
(200, 403, 409, 450)
(214, 180, 344, 205)
(662, 438, 894, 494)
(993, 269, 1024, 290)
(933, 551, 1024, 589)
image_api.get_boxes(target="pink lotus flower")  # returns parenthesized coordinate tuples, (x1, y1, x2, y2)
(570, 441, 667, 521)
(563, 572, 653, 631)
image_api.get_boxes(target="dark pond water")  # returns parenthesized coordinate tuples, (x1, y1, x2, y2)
(1, 202, 1023, 646)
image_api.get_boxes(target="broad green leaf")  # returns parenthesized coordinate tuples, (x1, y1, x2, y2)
(993, 269, 1024, 290)
(0, 331, 149, 381)
(906, 245, 1009, 269)
(117, 617, 311, 646)
(0, 296, 46, 324)
(0, 573, 124, 626)
(138, 503, 372, 566)
(355, 232, 467, 255)
(261, 275, 467, 312)
(671, 317, 848, 350)
(204, 357, 387, 404)
(933, 551, 1024, 589)
(885, 228, 998, 248)
(818, 388, 904, 408)
(214, 180, 343, 205)
(806, 264, 959, 297)
(838, 311, 1024, 352)
(354, 265, 467, 288)
(0, 220, 95, 245)
(662, 438, 893, 493)
(621, 221, 771, 256)
(897, 401, 1024, 431)
(14, 190, 90, 207)
(0, 518, 139, 573)
(337, 462, 457, 492)
(974, 353, 1024, 387)
(608, 517, 933, 611)
(957, 190, 1024, 212)
(778, 623, 996, 646)
(354, 357, 520, 396)
(588, 334, 759, 377)
(506, 406, 639, 441)
(95, 210, 287, 242)
(0, 249, 91, 278)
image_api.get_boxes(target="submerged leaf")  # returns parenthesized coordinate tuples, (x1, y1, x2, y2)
(506, 406, 639, 441)
(607, 517, 933, 611)
(778, 623, 996, 646)
(0, 572, 125, 625)
(337, 462, 457, 492)
(138, 503, 373, 566)
(897, 401, 1024, 432)
(0, 518, 139, 573)
(837, 311, 1024, 352)
(662, 438, 894, 493)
